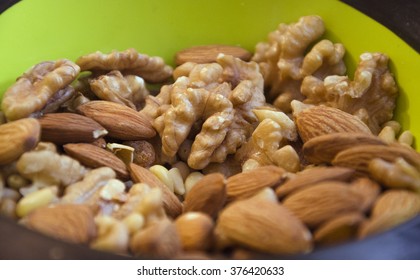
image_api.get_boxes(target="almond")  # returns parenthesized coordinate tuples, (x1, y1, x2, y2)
(332, 143, 420, 173)
(175, 45, 252, 66)
(303, 133, 385, 164)
(276, 166, 355, 199)
(39, 112, 107, 144)
(128, 163, 182, 219)
(174, 212, 214, 251)
(215, 194, 313, 255)
(371, 189, 420, 219)
(63, 143, 129, 180)
(349, 177, 381, 213)
(183, 173, 226, 219)
(293, 104, 372, 142)
(23, 204, 96, 244)
(77, 100, 156, 140)
(226, 165, 286, 202)
(0, 118, 40, 165)
(314, 212, 365, 246)
(282, 181, 364, 228)
(358, 191, 420, 239)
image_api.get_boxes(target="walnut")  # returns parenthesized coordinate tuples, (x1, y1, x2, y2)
(1, 60, 80, 121)
(252, 15, 346, 112)
(147, 54, 265, 169)
(91, 215, 130, 254)
(235, 108, 299, 171)
(16, 143, 87, 190)
(61, 167, 116, 206)
(76, 48, 173, 83)
(301, 52, 398, 134)
(89, 70, 149, 110)
(113, 183, 166, 227)
(369, 157, 420, 192)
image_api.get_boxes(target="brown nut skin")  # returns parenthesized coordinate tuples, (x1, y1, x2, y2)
(0, 118, 41, 165)
(183, 173, 226, 219)
(174, 212, 214, 252)
(130, 219, 182, 259)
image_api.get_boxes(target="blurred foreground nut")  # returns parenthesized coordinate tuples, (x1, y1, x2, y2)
(215, 193, 313, 255)
(23, 204, 96, 244)
(0, 118, 41, 165)
(358, 190, 420, 238)
(128, 163, 182, 219)
(349, 177, 381, 213)
(130, 219, 182, 259)
(183, 173, 226, 219)
(16, 145, 86, 189)
(314, 212, 365, 246)
(1, 59, 80, 121)
(16, 186, 58, 217)
(175, 212, 214, 251)
(91, 215, 130, 254)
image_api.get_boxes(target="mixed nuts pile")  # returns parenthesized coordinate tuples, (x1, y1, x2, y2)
(0, 15, 420, 259)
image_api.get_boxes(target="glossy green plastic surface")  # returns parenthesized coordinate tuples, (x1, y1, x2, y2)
(0, 0, 419, 138)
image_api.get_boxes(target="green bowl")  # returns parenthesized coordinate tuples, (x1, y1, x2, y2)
(1, 0, 420, 259)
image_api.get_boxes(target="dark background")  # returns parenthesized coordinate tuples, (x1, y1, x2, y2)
(0, 0, 420, 260)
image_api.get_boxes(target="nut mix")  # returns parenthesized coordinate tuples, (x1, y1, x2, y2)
(1, 15, 420, 259)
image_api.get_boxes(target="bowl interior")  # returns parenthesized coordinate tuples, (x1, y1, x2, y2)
(0, 0, 419, 135)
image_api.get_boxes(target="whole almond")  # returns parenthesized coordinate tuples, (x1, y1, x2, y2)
(293, 105, 372, 142)
(358, 191, 420, 239)
(371, 190, 420, 219)
(349, 177, 381, 213)
(303, 133, 385, 164)
(78, 100, 156, 140)
(24, 204, 96, 244)
(215, 195, 313, 255)
(174, 212, 214, 252)
(314, 212, 365, 246)
(282, 181, 364, 228)
(63, 143, 129, 180)
(128, 163, 182, 219)
(39, 112, 107, 144)
(332, 144, 420, 173)
(276, 166, 355, 199)
(183, 173, 226, 219)
(226, 165, 286, 201)
(0, 118, 40, 165)
(175, 45, 252, 66)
